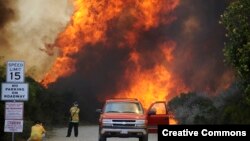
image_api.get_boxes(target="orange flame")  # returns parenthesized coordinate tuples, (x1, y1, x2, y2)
(42, 0, 183, 124)
(169, 115, 178, 125)
(42, 0, 180, 86)
(115, 42, 188, 109)
(42, 0, 125, 86)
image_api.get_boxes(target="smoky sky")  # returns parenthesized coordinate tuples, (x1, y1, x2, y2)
(168, 0, 233, 94)
(0, 0, 16, 49)
(0, 0, 16, 29)
(0, 0, 72, 80)
(49, 0, 233, 121)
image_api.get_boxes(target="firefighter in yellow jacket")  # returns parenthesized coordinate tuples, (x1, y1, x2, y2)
(66, 101, 80, 137)
(28, 120, 46, 141)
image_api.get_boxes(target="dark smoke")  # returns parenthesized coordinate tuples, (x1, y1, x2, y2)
(0, 0, 16, 29)
(0, 0, 16, 49)
(168, 0, 233, 95)
(49, 0, 233, 122)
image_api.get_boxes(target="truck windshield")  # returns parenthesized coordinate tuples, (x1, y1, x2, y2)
(104, 102, 143, 114)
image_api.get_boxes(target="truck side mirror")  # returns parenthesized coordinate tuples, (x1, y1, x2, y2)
(96, 109, 102, 113)
(148, 109, 156, 115)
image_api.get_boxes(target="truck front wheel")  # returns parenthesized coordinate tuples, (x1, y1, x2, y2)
(99, 135, 106, 141)
(139, 135, 148, 141)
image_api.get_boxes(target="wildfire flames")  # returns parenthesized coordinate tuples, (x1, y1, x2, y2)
(1, 0, 235, 125)
(42, 0, 186, 108)
(115, 44, 188, 108)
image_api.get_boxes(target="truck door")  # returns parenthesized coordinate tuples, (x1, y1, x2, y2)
(147, 101, 169, 133)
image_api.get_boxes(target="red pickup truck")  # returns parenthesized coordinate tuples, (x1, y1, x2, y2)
(96, 98, 169, 141)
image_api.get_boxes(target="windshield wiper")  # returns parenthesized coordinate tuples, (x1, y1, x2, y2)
(106, 111, 120, 113)
(123, 111, 137, 113)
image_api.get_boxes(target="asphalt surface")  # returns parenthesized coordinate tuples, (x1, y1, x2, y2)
(47, 125, 157, 141)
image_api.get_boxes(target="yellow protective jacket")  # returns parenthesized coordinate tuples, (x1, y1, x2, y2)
(30, 124, 46, 141)
(70, 106, 80, 122)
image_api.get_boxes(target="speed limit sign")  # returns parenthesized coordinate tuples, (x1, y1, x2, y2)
(6, 61, 25, 83)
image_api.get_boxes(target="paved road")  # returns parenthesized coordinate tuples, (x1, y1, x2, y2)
(47, 125, 157, 141)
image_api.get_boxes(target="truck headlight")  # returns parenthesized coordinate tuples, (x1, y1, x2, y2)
(102, 119, 112, 126)
(136, 120, 146, 127)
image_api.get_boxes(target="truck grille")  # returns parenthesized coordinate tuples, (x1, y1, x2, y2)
(112, 120, 135, 122)
(111, 120, 136, 127)
(113, 124, 135, 127)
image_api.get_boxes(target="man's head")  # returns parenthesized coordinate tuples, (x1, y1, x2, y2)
(73, 101, 78, 107)
(34, 120, 42, 125)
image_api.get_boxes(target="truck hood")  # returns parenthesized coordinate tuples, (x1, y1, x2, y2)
(102, 113, 146, 120)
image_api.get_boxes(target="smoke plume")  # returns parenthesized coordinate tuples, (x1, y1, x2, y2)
(169, 0, 233, 96)
(0, 0, 73, 80)
(0, 0, 17, 54)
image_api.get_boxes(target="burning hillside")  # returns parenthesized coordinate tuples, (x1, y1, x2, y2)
(0, 0, 234, 109)
(41, 0, 234, 108)
(41, 0, 190, 107)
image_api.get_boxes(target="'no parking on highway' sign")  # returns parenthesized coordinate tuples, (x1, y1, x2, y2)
(1, 83, 28, 101)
